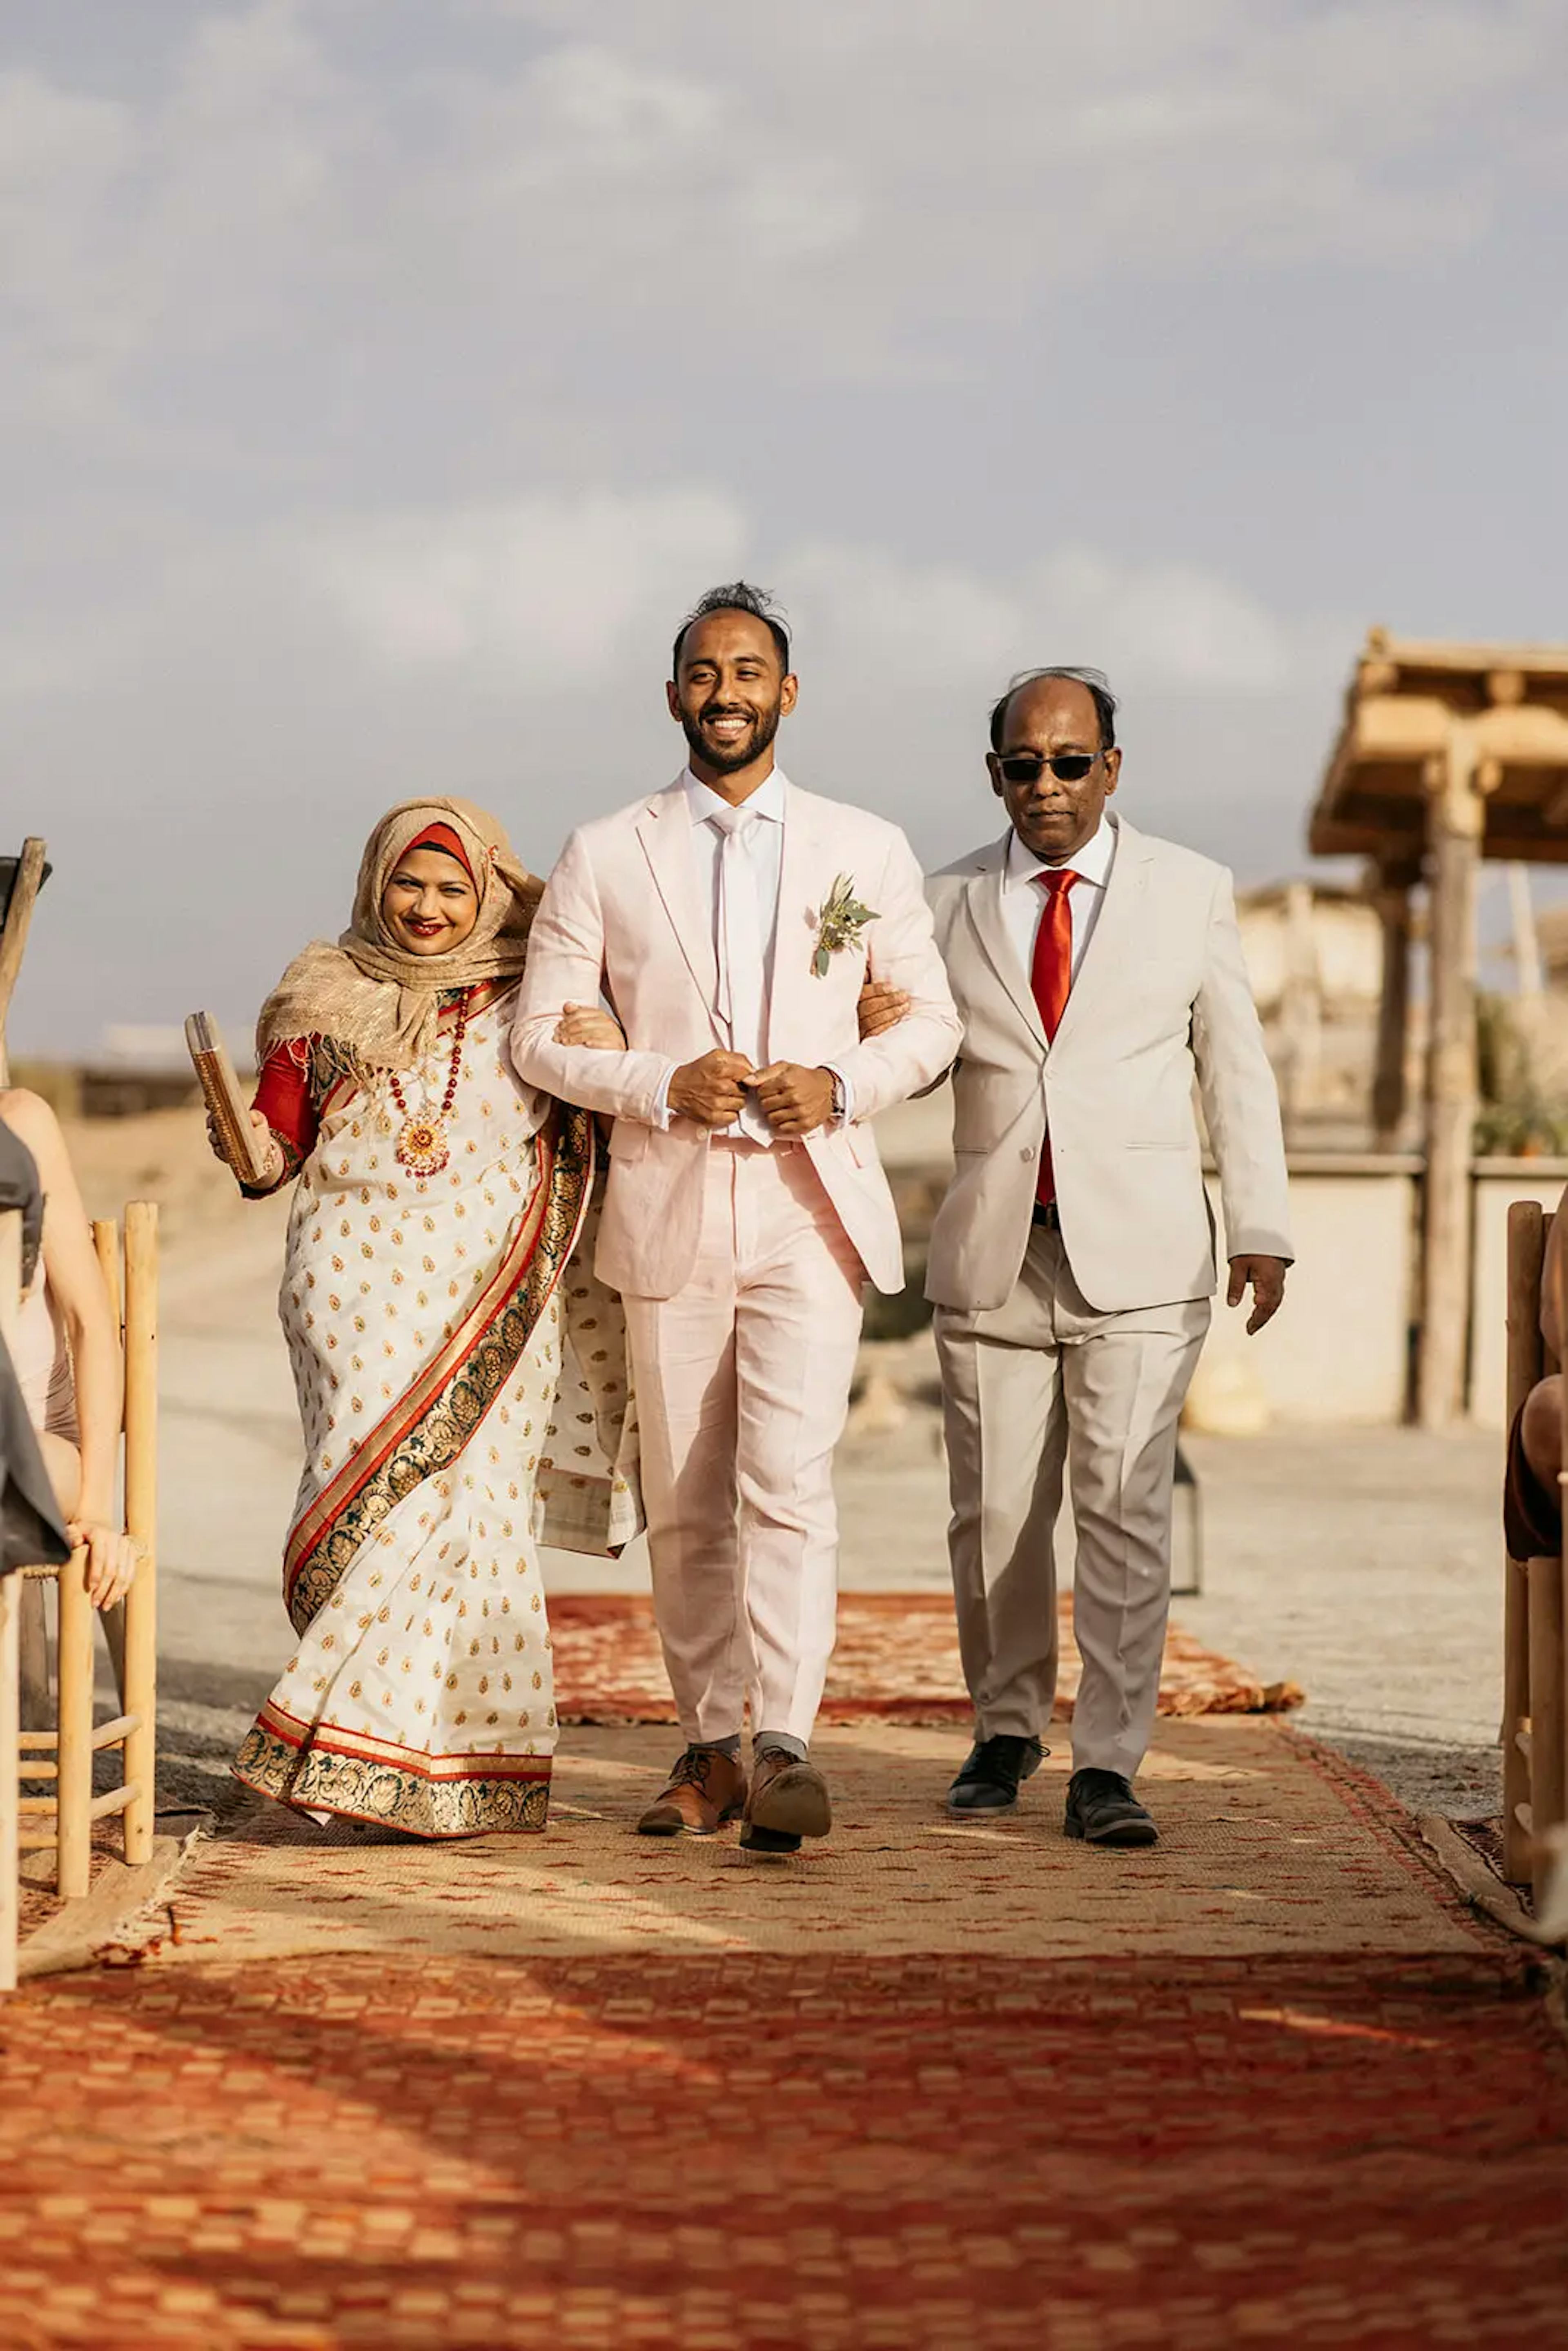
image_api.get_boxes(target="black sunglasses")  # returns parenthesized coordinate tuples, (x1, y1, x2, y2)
(995, 751, 1100, 786)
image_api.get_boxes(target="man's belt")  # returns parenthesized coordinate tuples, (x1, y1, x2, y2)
(1031, 1200, 1061, 1230)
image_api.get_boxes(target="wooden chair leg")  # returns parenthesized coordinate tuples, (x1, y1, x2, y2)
(1530, 1553, 1568, 1910)
(102, 1599, 127, 1710)
(54, 1547, 93, 1899)
(0, 1574, 20, 1992)
(121, 1202, 157, 1864)
(1503, 1557, 1533, 1884)
(16, 1575, 50, 1732)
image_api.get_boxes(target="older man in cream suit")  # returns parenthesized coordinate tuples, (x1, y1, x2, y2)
(513, 583, 960, 1852)
(919, 666, 1290, 1847)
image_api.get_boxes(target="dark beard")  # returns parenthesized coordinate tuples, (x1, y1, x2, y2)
(681, 699, 782, 777)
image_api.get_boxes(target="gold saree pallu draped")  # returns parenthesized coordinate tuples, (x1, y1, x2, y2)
(234, 985, 639, 1838)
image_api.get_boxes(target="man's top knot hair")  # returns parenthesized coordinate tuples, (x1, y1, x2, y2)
(673, 581, 792, 679)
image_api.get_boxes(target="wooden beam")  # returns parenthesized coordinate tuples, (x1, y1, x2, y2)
(120, 1202, 158, 1865)
(0, 839, 48, 1086)
(1417, 727, 1482, 1429)
(1369, 863, 1416, 1150)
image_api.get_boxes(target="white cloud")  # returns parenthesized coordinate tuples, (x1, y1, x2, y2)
(0, 0, 1558, 1050)
(5, 0, 1562, 446)
(302, 486, 747, 668)
(784, 537, 1302, 696)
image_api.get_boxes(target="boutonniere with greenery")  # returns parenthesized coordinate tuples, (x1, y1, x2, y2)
(811, 873, 878, 977)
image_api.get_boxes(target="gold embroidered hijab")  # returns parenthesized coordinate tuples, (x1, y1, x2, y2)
(256, 796, 543, 1075)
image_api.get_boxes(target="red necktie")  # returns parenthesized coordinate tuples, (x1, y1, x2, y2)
(1030, 868, 1079, 1206)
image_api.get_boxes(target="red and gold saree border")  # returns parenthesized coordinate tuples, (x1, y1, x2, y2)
(234, 1699, 550, 1839)
(283, 1102, 594, 1633)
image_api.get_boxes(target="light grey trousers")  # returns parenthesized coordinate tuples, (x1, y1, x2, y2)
(933, 1226, 1209, 1781)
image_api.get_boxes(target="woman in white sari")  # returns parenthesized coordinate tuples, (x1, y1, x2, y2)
(214, 797, 636, 1836)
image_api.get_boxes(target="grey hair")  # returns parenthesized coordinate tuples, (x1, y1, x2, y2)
(989, 666, 1118, 752)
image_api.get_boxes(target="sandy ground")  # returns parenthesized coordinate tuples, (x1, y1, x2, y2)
(67, 1105, 1505, 1823)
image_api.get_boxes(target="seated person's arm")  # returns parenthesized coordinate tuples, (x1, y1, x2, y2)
(0, 1089, 136, 1608)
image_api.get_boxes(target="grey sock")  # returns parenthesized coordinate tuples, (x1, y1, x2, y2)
(755, 1730, 807, 1763)
(693, 1734, 742, 1761)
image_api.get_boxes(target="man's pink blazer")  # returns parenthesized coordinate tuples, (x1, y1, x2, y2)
(511, 776, 962, 1300)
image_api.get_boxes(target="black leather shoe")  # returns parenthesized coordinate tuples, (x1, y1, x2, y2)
(1064, 1768, 1158, 1847)
(946, 1734, 1045, 1813)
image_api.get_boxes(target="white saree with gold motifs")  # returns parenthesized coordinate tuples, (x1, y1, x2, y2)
(233, 982, 638, 1836)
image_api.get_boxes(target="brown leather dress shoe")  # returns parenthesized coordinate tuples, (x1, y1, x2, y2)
(636, 1745, 748, 1837)
(740, 1748, 832, 1854)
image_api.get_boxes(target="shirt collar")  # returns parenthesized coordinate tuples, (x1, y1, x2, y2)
(1004, 812, 1116, 893)
(684, 765, 788, 826)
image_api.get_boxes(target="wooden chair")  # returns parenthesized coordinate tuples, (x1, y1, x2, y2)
(1502, 1201, 1568, 1907)
(1, 1205, 24, 1989)
(13, 1204, 158, 1900)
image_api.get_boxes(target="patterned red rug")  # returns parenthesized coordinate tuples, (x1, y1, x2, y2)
(551, 1592, 1303, 1725)
(2, 1948, 1563, 2349)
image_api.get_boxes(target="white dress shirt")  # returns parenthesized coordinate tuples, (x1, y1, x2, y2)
(652, 766, 851, 1141)
(1000, 814, 1117, 994)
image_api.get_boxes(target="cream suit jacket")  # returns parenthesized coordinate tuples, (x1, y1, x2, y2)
(924, 816, 1291, 1316)
(512, 777, 962, 1300)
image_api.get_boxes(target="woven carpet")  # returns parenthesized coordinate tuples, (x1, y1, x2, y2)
(2, 1946, 1564, 2349)
(552, 1593, 1303, 1724)
(9, 1639, 1565, 2346)
(101, 1719, 1481, 1970)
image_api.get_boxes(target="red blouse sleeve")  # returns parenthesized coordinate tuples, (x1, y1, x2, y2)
(251, 1038, 319, 1184)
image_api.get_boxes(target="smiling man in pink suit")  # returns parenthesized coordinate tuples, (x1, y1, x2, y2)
(512, 583, 960, 1852)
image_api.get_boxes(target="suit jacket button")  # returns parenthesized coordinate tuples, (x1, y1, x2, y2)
(1020, 1145, 1036, 1162)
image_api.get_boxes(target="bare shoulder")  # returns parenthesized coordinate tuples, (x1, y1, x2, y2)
(0, 1086, 67, 1165)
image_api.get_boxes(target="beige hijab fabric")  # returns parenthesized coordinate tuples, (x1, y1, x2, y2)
(256, 796, 544, 1075)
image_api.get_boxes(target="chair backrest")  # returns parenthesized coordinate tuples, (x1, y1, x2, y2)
(0, 839, 49, 1088)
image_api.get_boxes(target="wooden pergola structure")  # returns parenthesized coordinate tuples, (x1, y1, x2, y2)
(1309, 632, 1568, 1427)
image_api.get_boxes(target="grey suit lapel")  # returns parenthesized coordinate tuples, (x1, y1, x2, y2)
(963, 834, 1045, 1048)
(1047, 815, 1153, 1058)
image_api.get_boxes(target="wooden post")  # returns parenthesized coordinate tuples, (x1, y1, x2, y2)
(0, 1574, 18, 1993)
(1504, 1201, 1545, 1885)
(1508, 862, 1544, 1004)
(1417, 729, 1483, 1428)
(0, 839, 49, 1086)
(120, 1202, 157, 1864)
(54, 1545, 93, 1898)
(1370, 859, 1416, 1151)
(0, 1208, 22, 1990)
(1276, 882, 1321, 1143)
(91, 1220, 127, 1703)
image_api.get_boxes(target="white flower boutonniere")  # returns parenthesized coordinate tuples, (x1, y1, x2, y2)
(812, 874, 878, 977)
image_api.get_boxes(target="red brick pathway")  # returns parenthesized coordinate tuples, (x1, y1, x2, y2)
(3, 1950, 1566, 2349)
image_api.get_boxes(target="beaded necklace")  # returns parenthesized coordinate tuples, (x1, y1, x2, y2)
(387, 991, 470, 1176)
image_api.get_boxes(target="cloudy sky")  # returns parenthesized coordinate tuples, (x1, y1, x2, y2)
(3, 0, 1564, 1051)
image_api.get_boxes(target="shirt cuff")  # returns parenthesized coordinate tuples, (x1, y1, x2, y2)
(823, 1062, 854, 1129)
(650, 1059, 679, 1131)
